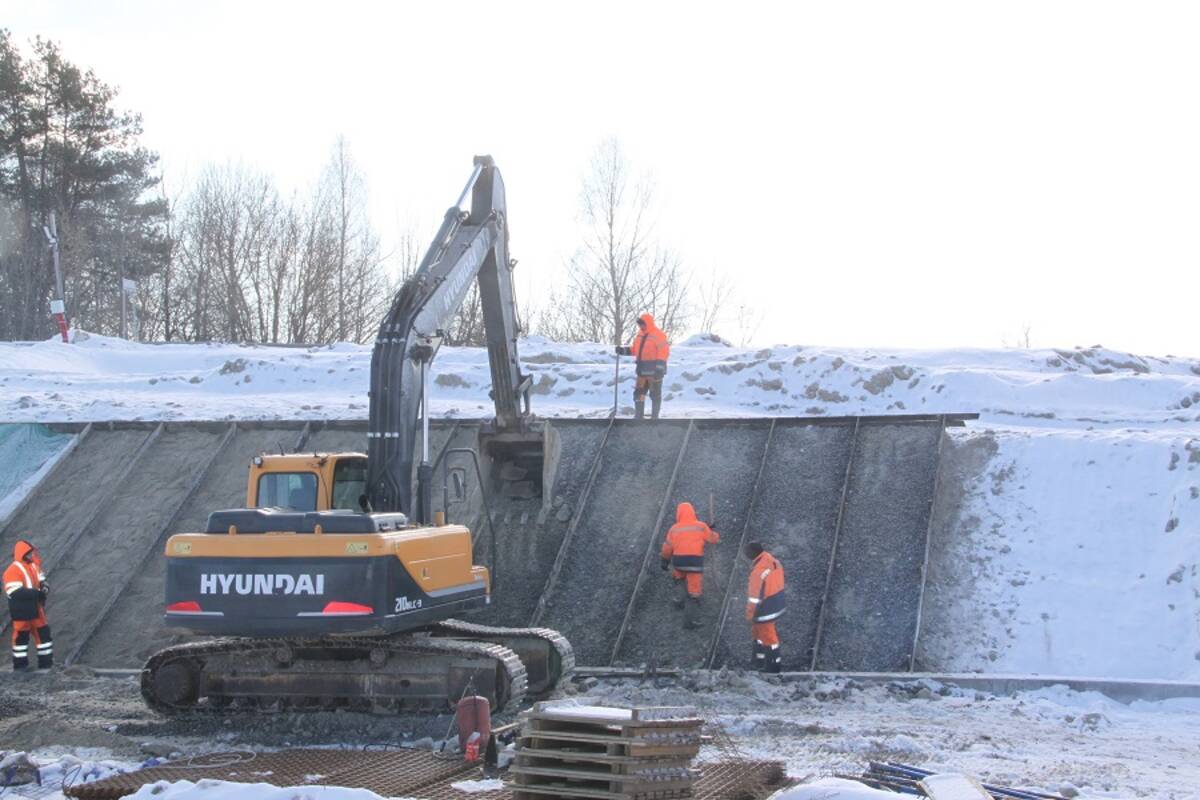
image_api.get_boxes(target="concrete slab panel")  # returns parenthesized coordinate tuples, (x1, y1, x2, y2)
(82, 426, 306, 667)
(49, 426, 226, 662)
(713, 421, 856, 670)
(539, 421, 689, 665)
(616, 421, 772, 667)
(475, 421, 610, 627)
(814, 422, 943, 671)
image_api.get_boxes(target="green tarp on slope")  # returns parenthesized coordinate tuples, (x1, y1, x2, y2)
(0, 424, 72, 519)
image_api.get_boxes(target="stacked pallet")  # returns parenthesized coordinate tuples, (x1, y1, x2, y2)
(512, 703, 703, 800)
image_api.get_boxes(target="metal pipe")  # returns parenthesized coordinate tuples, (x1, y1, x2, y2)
(421, 360, 431, 464)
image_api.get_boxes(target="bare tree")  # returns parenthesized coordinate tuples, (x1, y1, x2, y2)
(694, 269, 733, 335)
(535, 139, 690, 345)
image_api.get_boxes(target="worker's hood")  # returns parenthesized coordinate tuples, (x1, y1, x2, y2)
(637, 313, 660, 333)
(675, 502, 698, 525)
(13, 539, 36, 564)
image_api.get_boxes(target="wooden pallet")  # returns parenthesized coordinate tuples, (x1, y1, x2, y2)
(512, 705, 703, 799)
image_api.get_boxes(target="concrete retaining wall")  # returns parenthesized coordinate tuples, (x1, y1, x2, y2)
(0, 416, 956, 670)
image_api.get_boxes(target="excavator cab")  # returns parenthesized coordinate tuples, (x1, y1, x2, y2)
(247, 453, 368, 511)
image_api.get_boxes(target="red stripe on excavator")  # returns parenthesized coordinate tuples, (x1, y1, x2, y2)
(320, 601, 373, 615)
(166, 601, 201, 613)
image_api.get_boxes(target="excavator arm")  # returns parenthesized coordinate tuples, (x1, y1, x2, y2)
(366, 156, 532, 521)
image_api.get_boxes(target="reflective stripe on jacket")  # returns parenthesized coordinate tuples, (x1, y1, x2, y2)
(5, 540, 43, 622)
(746, 551, 785, 622)
(660, 502, 719, 573)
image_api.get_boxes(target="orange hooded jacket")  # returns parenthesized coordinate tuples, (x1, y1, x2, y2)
(660, 502, 719, 572)
(4, 540, 45, 622)
(628, 314, 670, 372)
(745, 550, 785, 622)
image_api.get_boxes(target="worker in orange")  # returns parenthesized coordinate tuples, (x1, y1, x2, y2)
(743, 541, 785, 672)
(660, 502, 720, 629)
(5, 540, 52, 670)
(615, 313, 670, 420)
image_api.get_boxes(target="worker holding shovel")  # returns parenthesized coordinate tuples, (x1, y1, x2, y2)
(614, 313, 670, 420)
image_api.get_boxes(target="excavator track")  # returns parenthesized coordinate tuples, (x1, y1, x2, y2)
(141, 632, 526, 715)
(428, 619, 575, 697)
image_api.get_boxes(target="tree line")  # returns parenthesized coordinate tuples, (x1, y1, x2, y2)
(1, 32, 758, 348)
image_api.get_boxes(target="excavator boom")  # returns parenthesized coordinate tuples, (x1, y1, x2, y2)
(367, 156, 531, 521)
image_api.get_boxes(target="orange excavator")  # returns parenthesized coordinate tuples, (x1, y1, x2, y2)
(141, 158, 571, 715)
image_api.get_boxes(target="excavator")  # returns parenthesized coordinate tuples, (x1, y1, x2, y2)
(141, 157, 572, 715)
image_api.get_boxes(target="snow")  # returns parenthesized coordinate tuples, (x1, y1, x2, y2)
(922, 425, 1200, 680)
(1, 332, 1198, 680)
(770, 778, 898, 799)
(3, 331, 1199, 427)
(575, 673, 1200, 799)
(1, 752, 141, 800)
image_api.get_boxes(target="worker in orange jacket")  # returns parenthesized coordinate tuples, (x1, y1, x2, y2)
(659, 502, 719, 629)
(743, 541, 784, 673)
(615, 313, 670, 420)
(5, 540, 52, 670)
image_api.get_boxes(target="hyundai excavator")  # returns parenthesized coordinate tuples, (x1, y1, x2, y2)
(141, 157, 572, 715)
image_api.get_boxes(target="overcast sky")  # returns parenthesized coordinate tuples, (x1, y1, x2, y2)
(7, 1, 1200, 355)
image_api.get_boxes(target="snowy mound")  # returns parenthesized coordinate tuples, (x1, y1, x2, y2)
(2, 331, 1199, 427)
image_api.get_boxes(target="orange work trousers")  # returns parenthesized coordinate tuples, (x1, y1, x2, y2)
(672, 570, 703, 597)
(11, 606, 52, 669)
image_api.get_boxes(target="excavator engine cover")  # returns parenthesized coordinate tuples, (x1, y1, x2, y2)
(163, 512, 489, 637)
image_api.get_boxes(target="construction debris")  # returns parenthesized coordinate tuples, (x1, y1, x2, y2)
(856, 763, 1069, 800)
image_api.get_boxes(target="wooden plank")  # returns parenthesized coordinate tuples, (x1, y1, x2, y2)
(520, 733, 699, 760)
(919, 772, 995, 800)
(609, 420, 694, 664)
(517, 746, 691, 767)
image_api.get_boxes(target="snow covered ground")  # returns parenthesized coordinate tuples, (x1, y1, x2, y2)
(1, 331, 1197, 681)
(2, 331, 1199, 426)
(2, 674, 1197, 799)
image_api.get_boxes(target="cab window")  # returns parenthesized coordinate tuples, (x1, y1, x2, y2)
(332, 457, 368, 510)
(257, 472, 318, 511)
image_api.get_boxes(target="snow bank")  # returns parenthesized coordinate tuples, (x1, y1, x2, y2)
(921, 425, 1200, 680)
(770, 779, 896, 799)
(3, 331, 1200, 427)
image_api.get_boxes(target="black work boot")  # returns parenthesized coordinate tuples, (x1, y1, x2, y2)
(651, 392, 662, 420)
(634, 399, 645, 420)
(12, 631, 30, 671)
(750, 640, 765, 671)
(673, 582, 686, 609)
(35, 626, 52, 669)
(684, 596, 702, 629)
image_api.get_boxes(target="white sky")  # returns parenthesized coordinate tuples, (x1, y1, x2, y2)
(7, 1, 1200, 356)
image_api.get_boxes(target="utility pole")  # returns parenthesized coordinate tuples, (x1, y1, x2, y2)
(42, 212, 69, 343)
(121, 278, 137, 340)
